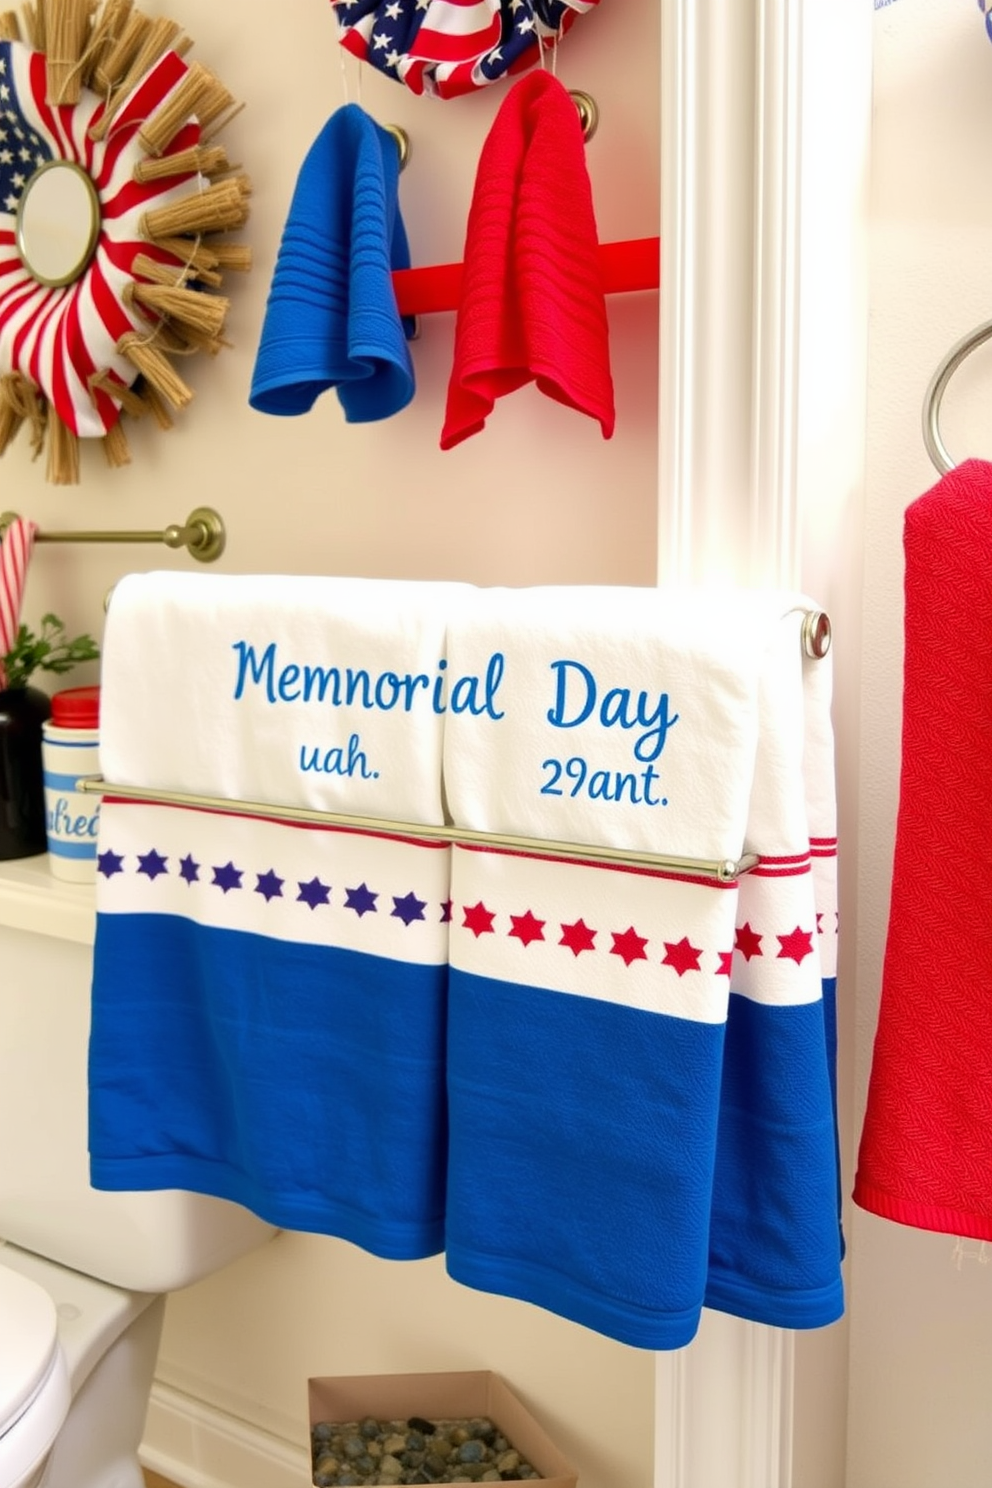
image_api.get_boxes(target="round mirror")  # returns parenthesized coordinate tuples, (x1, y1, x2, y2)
(15, 161, 101, 288)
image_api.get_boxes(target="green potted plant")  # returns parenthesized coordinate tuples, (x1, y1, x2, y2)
(0, 613, 100, 860)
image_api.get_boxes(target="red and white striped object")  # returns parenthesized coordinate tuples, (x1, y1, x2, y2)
(330, 0, 601, 99)
(0, 39, 201, 439)
(0, 515, 37, 687)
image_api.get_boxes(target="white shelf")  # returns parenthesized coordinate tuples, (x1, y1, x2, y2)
(0, 855, 96, 946)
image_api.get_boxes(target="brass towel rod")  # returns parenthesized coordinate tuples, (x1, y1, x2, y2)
(0, 506, 226, 563)
(77, 776, 760, 884)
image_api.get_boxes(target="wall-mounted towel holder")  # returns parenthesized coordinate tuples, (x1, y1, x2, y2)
(0, 506, 226, 563)
(78, 775, 761, 883)
(922, 316, 992, 474)
(392, 236, 660, 318)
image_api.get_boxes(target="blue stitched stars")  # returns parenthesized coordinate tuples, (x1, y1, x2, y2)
(137, 849, 168, 879)
(297, 876, 331, 910)
(255, 869, 284, 902)
(345, 881, 378, 916)
(103, 851, 444, 930)
(212, 861, 243, 893)
(392, 890, 427, 926)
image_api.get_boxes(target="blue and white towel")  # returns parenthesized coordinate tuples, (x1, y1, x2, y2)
(441, 586, 843, 1347)
(88, 572, 469, 1259)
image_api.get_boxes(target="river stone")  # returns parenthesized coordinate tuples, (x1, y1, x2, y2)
(310, 1414, 542, 1484)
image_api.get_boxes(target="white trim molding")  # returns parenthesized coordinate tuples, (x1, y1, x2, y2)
(656, 2, 872, 1486)
(141, 1381, 310, 1488)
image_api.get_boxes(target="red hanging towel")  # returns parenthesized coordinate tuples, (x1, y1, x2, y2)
(853, 458, 992, 1240)
(440, 69, 615, 449)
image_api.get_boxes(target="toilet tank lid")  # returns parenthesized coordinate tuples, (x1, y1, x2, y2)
(0, 1266, 59, 1433)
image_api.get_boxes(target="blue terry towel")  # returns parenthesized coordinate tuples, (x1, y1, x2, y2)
(249, 104, 415, 422)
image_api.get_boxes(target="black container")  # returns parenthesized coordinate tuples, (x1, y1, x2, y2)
(0, 685, 51, 859)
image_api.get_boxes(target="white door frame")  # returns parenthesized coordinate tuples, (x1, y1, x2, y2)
(655, 4, 872, 1485)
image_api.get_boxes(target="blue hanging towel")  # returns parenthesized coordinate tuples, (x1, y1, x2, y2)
(249, 104, 415, 423)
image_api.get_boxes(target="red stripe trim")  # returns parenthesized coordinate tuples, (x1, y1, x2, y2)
(452, 840, 736, 888)
(101, 795, 450, 852)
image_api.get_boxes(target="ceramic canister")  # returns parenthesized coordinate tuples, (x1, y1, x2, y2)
(42, 685, 101, 882)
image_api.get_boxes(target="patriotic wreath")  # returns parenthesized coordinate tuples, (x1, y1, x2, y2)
(0, 0, 250, 484)
(331, 0, 602, 100)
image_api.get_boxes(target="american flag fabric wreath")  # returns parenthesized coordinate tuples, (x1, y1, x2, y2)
(330, 0, 602, 100)
(0, 0, 250, 485)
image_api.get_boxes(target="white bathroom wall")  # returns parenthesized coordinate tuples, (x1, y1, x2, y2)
(847, 3, 992, 1485)
(3, 3, 661, 1487)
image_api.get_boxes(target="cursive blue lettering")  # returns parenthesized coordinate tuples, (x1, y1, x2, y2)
(278, 663, 301, 702)
(48, 796, 100, 837)
(299, 733, 375, 779)
(232, 640, 276, 702)
(546, 659, 597, 729)
(448, 651, 506, 719)
(546, 658, 679, 761)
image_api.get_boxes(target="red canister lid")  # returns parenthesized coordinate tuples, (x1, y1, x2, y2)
(50, 685, 100, 729)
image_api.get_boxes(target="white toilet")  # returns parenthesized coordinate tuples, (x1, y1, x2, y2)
(0, 927, 278, 1488)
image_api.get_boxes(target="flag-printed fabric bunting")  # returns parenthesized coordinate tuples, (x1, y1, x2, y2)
(0, 39, 200, 438)
(330, 0, 602, 99)
(0, 514, 36, 687)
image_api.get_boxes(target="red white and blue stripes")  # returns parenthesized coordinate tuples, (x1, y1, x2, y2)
(330, 0, 601, 98)
(0, 39, 200, 437)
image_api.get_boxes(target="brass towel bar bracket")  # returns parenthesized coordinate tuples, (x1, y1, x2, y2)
(0, 506, 226, 563)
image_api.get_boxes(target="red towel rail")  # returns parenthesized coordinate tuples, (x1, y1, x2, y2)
(391, 235, 660, 318)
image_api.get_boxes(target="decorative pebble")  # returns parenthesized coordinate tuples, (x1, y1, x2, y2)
(311, 1416, 542, 1484)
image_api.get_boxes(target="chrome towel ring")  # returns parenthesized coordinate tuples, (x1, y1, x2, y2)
(922, 316, 992, 474)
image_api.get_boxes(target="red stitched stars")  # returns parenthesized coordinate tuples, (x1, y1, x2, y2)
(509, 910, 546, 946)
(735, 922, 763, 960)
(662, 936, 703, 977)
(456, 902, 816, 975)
(462, 900, 496, 937)
(559, 918, 597, 956)
(777, 925, 814, 965)
(732, 919, 814, 966)
(609, 926, 649, 966)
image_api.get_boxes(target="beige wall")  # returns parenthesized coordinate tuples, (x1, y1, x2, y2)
(847, 3, 992, 1484)
(5, 3, 661, 1486)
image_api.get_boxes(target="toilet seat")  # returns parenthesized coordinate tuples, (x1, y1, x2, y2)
(0, 1265, 70, 1488)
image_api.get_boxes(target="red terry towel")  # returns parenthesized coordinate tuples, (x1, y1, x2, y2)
(853, 458, 992, 1240)
(440, 69, 615, 449)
